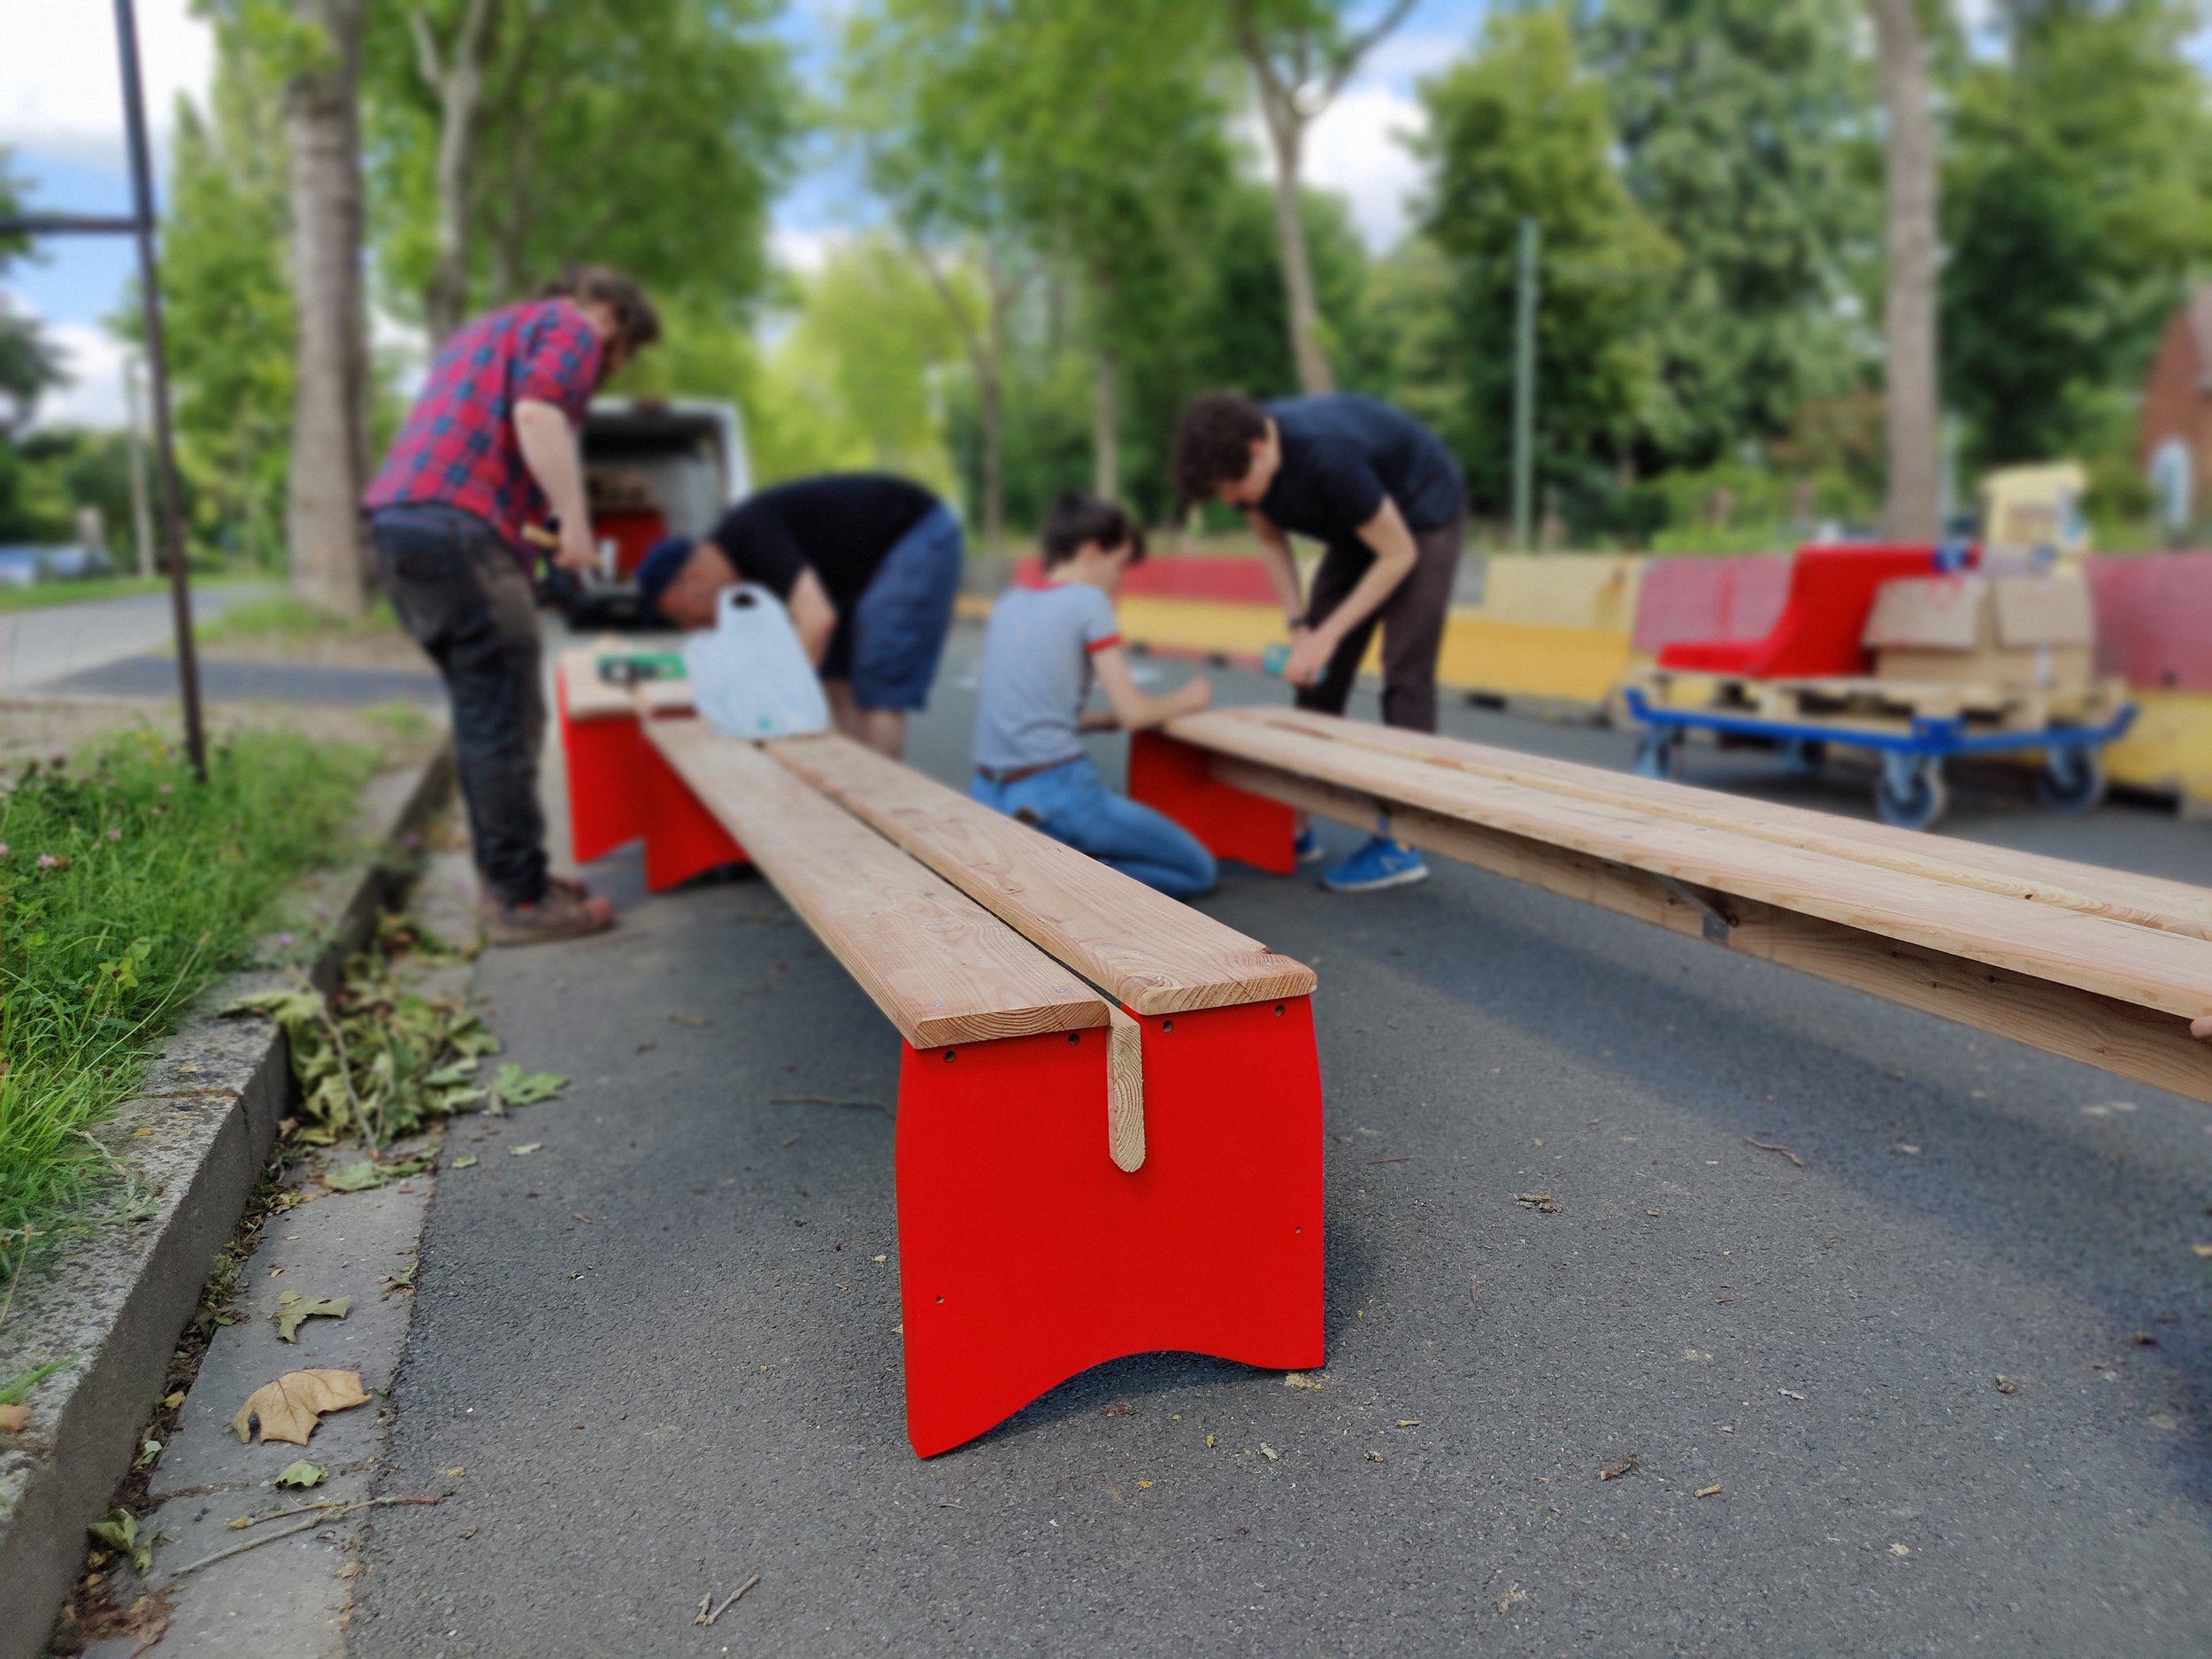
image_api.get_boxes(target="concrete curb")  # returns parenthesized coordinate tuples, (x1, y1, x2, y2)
(0, 742, 456, 1659)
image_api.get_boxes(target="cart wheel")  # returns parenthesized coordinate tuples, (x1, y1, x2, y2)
(2034, 744, 2107, 814)
(1633, 728, 1680, 780)
(1875, 753, 1947, 831)
(1778, 737, 1828, 777)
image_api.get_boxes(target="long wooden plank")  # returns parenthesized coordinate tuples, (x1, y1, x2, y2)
(765, 733, 1315, 1017)
(1217, 756, 2212, 1104)
(645, 722, 1107, 1048)
(1194, 707, 2212, 942)
(1169, 713, 2212, 1021)
(557, 646, 637, 720)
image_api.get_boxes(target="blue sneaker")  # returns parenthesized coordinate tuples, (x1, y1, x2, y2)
(1320, 835, 1428, 893)
(1292, 826, 1325, 864)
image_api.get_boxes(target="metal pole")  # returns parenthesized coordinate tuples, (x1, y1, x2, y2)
(113, 0, 206, 779)
(1511, 217, 1539, 552)
(124, 354, 153, 578)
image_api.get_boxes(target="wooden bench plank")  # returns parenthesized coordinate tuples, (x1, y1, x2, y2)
(1164, 710, 2212, 1024)
(1191, 708, 2212, 944)
(644, 721, 1108, 1048)
(1208, 752, 2212, 1103)
(557, 644, 637, 721)
(764, 733, 1316, 1017)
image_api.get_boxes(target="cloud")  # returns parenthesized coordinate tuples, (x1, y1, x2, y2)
(28, 315, 134, 431)
(1240, 83, 1430, 254)
(0, 0, 215, 174)
(771, 225, 847, 275)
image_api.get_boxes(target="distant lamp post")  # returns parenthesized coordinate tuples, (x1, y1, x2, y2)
(0, 0, 205, 778)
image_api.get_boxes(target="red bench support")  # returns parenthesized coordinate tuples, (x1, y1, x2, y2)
(557, 668, 746, 889)
(896, 997, 1325, 1456)
(1129, 728, 1300, 875)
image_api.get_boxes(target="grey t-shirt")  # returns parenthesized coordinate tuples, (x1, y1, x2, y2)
(971, 582, 1121, 773)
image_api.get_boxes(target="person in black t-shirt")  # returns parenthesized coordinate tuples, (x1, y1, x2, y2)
(1171, 391, 1466, 892)
(634, 472, 964, 758)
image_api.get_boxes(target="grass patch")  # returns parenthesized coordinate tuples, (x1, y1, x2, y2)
(193, 591, 399, 646)
(0, 572, 251, 614)
(0, 728, 378, 1286)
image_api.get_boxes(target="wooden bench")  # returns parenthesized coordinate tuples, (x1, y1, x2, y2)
(1132, 706, 2212, 1104)
(559, 677, 1324, 1456)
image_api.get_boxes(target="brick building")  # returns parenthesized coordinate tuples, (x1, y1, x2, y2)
(2141, 287, 2212, 532)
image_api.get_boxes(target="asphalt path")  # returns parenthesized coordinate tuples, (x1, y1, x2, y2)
(355, 625, 2212, 1658)
(0, 580, 271, 694)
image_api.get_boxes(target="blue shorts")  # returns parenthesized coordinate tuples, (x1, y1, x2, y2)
(821, 502, 964, 711)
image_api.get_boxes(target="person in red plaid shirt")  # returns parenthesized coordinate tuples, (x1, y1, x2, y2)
(365, 265, 659, 944)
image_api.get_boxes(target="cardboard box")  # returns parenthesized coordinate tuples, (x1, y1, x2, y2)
(1864, 573, 2095, 689)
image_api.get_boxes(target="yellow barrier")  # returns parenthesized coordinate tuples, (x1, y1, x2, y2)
(2104, 689, 2212, 802)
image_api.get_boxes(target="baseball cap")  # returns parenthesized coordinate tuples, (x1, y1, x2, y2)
(633, 535, 697, 620)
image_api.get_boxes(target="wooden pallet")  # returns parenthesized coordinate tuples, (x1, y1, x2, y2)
(1645, 670, 2127, 735)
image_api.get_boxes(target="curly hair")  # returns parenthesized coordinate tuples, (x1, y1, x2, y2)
(540, 265, 662, 353)
(1171, 392, 1269, 504)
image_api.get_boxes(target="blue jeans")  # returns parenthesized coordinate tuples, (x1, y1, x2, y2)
(822, 502, 964, 711)
(972, 755, 1217, 900)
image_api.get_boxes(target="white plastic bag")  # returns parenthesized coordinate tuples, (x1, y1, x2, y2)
(680, 583, 831, 740)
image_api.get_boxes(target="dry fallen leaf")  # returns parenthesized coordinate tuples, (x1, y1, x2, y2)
(1694, 1483, 1723, 1498)
(0, 1403, 29, 1432)
(1364, 1449, 1386, 1462)
(230, 1369, 372, 1445)
(1889, 1543, 1911, 1557)
(442, 1466, 465, 1478)
(1513, 1192, 1561, 1214)
(1777, 1388, 1807, 1401)
(2192, 1244, 2212, 1259)
(1599, 1455, 1639, 1481)
(1995, 1375, 2018, 1394)
(1102, 1402, 1131, 1417)
(1494, 1584, 1525, 1615)
(1136, 1479, 1153, 1490)
(1282, 1371, 1324, 1391)
(511, 1143, 542, 1156)
(273, 1292, 351, 1342)
(1259, 1443, 1279, 1462)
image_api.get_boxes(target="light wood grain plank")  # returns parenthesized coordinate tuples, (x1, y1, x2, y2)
(1176, 714, 2212, 1021)
(557, 646, 637, 720)
(765, 733, 1315, 1016)
(1216, 757, 2212, 1104)
(1199, 707, 2212, 941)
(1108, 1007, 1145, 1172)
(645, 722, 1107, 1048)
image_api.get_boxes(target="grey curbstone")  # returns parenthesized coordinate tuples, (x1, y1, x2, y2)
(0, 742, 455, 1659)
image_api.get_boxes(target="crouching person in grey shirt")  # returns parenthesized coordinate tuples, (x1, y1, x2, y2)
(970, 494, 1217, 898)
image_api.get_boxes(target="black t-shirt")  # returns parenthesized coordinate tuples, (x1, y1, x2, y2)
(1256, 395, 1463, 547)
(708, 473, 940, 610)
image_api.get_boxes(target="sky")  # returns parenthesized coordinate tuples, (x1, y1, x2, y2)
(3, 0, 2208, 431)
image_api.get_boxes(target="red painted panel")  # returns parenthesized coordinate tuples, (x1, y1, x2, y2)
(1009, 555, 1279, 605)
(1657, 544, 1964, 680)
(1632, 555, 1791, 655)
(637, 720, 749, 890)
(1128, 730, 1298, 875)
(557, 672, 649, 865)
(895, 998, 1325, 1456)
(2085, 553, 2212, 691)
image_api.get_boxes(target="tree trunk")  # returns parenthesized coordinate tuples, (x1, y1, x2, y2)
(978, 261, 1010, 554)
(1870, 0, 1940, 541)
(285, 0, 370, 618)
(1260, 98, 1334, 395)
(1093, 345, 1120, 502)
(412, 0, 496, 342)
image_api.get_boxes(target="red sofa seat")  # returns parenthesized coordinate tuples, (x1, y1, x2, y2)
(1657, 545, 1969, 680)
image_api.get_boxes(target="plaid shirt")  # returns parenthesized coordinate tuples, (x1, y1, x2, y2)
(365, 298, 602, 561)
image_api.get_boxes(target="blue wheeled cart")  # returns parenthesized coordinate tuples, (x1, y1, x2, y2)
(1620, 683, 2137, 831)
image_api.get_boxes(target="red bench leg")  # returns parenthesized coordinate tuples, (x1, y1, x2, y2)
(895, 995, 1325, 1457)
(637, 723, 748, 891)
(1129, 730, 1298, 875)
(557, 679, 651, 865)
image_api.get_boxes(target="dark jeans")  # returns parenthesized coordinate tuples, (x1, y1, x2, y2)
(369, 505, 549, 905)
(1295, 507, 1467, 733)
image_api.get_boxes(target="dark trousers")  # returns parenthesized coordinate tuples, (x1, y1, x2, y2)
(1295, 508, 1466, 734)
(369, 505, 549, 905)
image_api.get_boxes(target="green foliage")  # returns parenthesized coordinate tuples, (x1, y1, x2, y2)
(0, 730, 375, 1283)
(144, 19, 296, 569)
(1586, 0, 1873, 466)
(0, 150, 63, 425)
(363, 0, 799, 324)
(1942, 0, 2212, 469)
(1413, 6, 1679, 519)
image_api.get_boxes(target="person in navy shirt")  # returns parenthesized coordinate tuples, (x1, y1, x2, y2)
(365, 265, 659, 943)
(1171, 390, 1466, 893)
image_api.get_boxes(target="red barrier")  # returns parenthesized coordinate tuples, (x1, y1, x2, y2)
(1009, 555, 1279, 604)
(1657, 546, 1962, 680)
(2085, 554, 2212, 692)
(1632, 556, 1791, 656)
